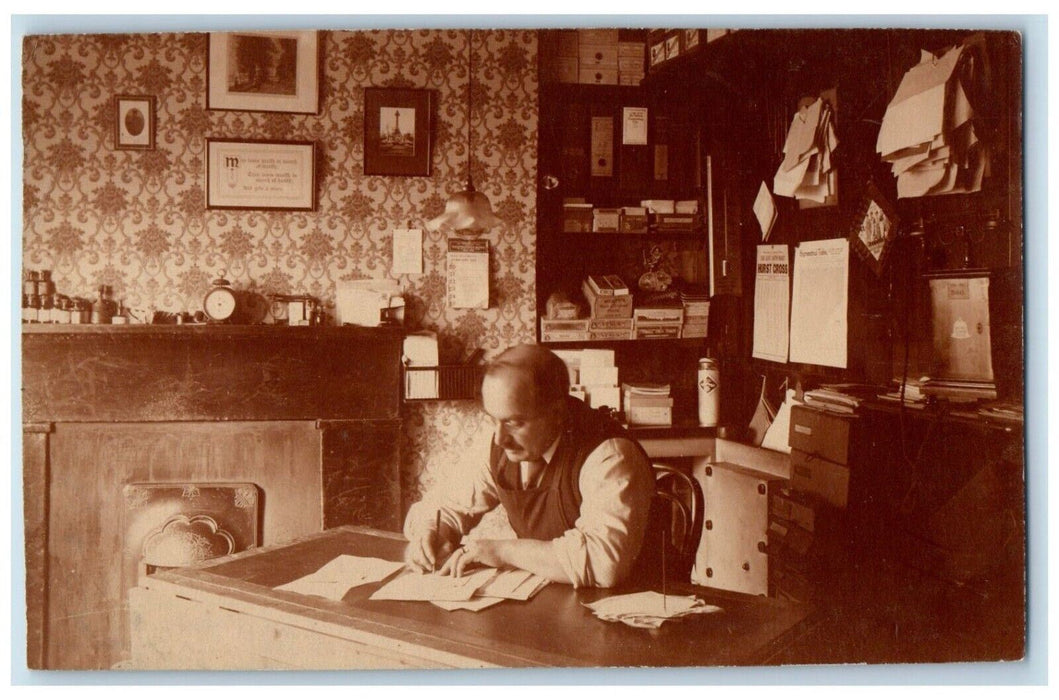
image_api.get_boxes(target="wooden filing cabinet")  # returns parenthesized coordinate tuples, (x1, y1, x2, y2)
(788, 405, 854, 509)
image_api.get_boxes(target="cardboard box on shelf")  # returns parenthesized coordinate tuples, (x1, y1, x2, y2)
(582, 280, 633, 319)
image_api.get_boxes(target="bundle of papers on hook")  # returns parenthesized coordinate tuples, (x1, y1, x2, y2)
(583, 591, 722, 629)
(773, 96, 838, 204)
(875, 38, 989, 198)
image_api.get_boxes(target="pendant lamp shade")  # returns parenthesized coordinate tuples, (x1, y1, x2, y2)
(425, 179, 501, 234)
(425, 30, 500, 235)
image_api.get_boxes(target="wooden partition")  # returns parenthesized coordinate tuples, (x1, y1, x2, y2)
(21, 325, 403, 669)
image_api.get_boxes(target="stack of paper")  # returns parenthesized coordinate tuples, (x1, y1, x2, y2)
(876, 42, 988, 198)
(433, 569, 551, 611)
(773, 97, 838, 204)
(368, 566, 550, 613)
(622, 382, 673, 426)
(583, 592, 721, 629)
(275, 555, 405, 601)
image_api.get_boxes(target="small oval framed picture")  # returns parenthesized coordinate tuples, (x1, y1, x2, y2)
(114, 95, 155, 150)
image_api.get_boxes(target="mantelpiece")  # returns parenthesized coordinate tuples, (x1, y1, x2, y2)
(21, 324, 403, 669)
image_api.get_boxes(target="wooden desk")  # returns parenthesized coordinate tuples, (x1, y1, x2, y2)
(130, 526, 810, 670)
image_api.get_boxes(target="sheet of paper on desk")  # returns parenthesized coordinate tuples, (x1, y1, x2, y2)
(370, 568, 498, 602)
(432, 597, 506, 612)
(275, 555, 405, 601)
(475, 569, 550, 601)
(584, 592, 722, 629)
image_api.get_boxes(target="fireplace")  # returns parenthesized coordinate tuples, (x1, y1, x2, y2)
(21, 325, 403, 669)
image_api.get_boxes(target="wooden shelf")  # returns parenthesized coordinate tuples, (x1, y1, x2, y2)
(543, 229, 705, 239)
(540, 337, 706, 349)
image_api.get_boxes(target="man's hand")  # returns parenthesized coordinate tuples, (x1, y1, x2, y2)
(438, 539, 501, 577)
(404, 528, 457, 573)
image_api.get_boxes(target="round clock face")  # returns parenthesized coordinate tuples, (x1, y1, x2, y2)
(203, 287, 237, 322)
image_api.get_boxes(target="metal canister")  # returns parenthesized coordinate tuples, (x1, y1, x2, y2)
(23, 271, 39, 297)
(697, 357, 720, 427)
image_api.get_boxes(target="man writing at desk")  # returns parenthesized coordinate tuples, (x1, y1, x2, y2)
(404, 343, 655, 588)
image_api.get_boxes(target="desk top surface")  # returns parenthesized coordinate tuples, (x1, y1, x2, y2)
(150, 526, 810, 669)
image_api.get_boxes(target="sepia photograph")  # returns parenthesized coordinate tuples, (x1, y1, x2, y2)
(11, 12, 1045, 686)
(364, 87, 434, 176)
(207, 29, 320, 113)
(113, 94, 155, 150)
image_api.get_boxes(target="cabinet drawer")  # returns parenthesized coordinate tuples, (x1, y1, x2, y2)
(789, 405, 851, 464)
(790, 449, 849, 509)
(579, 44, 618, 68)
(578, 67, 618, 85)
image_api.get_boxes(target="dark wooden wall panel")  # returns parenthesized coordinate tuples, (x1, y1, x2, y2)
(22, 424, 50, 669)
(320, 420, 403, 532)
(22, 326, 402, 423)
(45, 421, 324, 669)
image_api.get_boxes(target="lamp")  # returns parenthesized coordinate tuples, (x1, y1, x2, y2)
(426, 30, 501, 235)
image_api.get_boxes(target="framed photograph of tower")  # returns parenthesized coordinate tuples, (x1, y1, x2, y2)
(363, 88, 434, 176)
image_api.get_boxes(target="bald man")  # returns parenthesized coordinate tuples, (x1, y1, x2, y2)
(403, 343, 654, 588)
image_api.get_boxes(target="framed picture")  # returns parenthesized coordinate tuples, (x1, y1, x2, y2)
(849, 181, 899, 276)
(205, 138, 316, 211)
(208, 30, 319, 114)
(114, 95, 155, 150)
(363, 88, 434, 176)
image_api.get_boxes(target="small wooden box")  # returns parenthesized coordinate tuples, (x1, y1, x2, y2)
(592, 207, 621, 232)
(562, 205, 593, 232)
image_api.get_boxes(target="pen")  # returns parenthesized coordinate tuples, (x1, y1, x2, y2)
(433, 509, 441, 573)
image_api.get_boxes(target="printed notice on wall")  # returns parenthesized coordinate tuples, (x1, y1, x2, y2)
(789, 238, 848, 368)
(752, 245, 790, 363)
(622, 107, 648, 145)
(392, 228, 423, 274)
(446, 237, 489, 309)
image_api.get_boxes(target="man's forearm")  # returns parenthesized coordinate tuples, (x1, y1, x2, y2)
(475, 538, 572, 584)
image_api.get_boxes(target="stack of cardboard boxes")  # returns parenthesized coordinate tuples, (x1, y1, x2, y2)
(540, 30, 646, 86)
(582, 274, 634, 341)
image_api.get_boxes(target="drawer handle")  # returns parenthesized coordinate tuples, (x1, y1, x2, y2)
(794, 465, 812, 478)
(794, 424, 812, 435)
(595, 51, 603, 60)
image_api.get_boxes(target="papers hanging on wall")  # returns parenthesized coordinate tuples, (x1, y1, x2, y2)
(875, 39, 989, 198)
(446, 237, 489, 309)
(773, 96, 838, 205)
(753, 182, 777, 241)
(752, 245, 790, 363)
(789, 238, 848, 369)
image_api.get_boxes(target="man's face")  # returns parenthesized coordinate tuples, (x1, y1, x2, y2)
(481, 369, 563, 463)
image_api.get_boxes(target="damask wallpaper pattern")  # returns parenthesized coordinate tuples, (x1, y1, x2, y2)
(22, 28, 538, 527)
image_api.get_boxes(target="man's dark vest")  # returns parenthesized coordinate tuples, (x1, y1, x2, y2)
(489, 396, 647, 541)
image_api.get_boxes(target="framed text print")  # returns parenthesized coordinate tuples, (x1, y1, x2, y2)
(205, 139, 316, 211)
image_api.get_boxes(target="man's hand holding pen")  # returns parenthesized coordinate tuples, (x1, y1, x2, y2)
(404, 511, 458, 574)
(438, 540, 500, 577)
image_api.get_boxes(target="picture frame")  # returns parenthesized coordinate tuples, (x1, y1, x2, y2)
(849, 180, 899, 277)
(363, 88, 434, 177)
(114, 95, 155, 150)
(205, 138, 316, 211)
(208, 30, 320, 114)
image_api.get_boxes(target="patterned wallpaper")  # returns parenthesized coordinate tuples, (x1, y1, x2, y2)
(21, 28, 538, 527)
